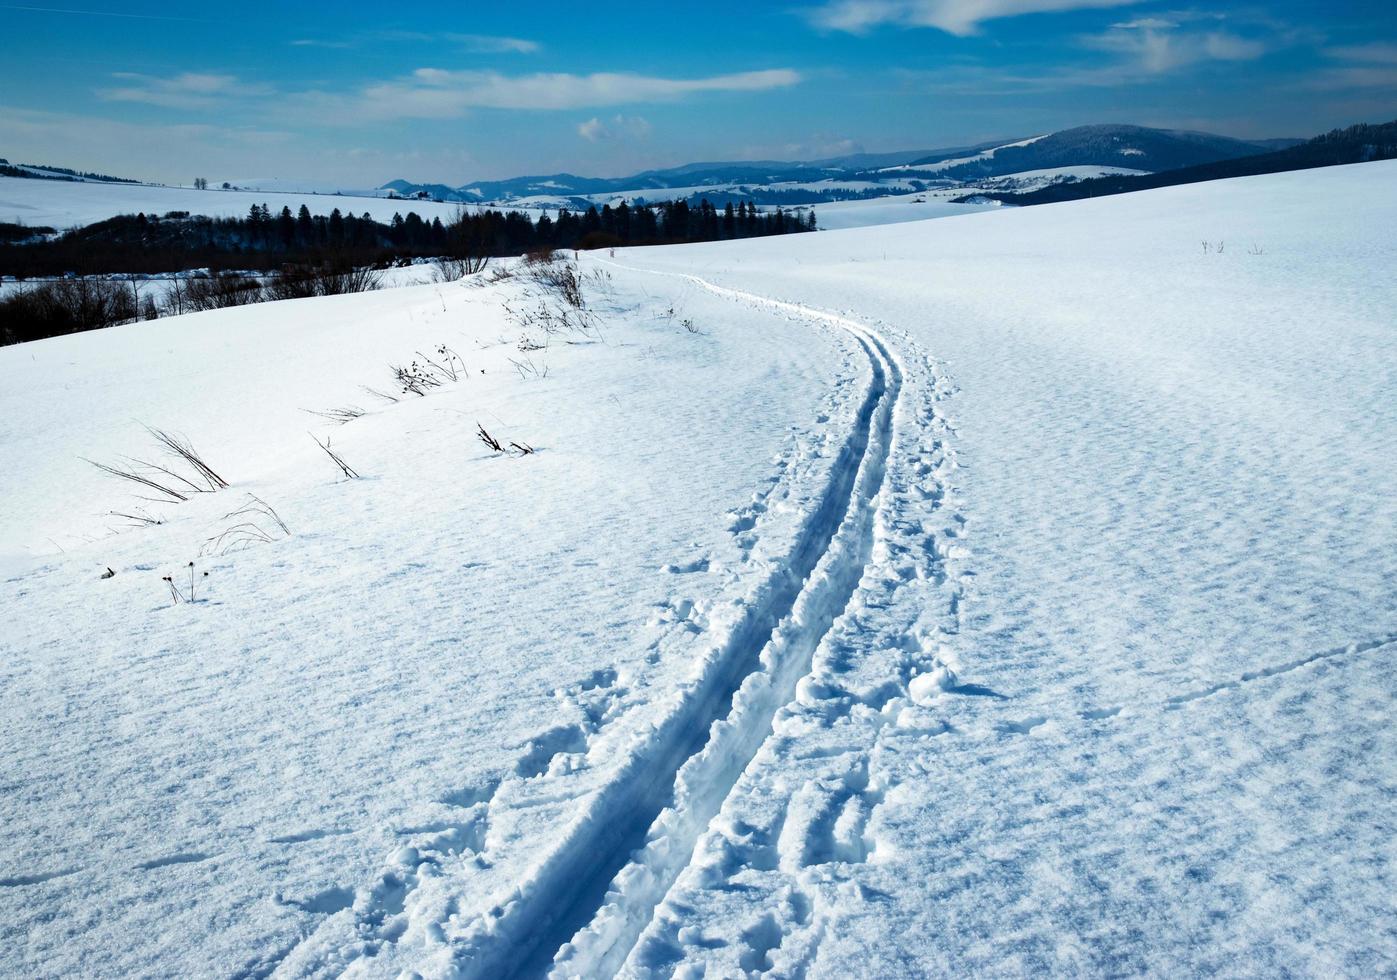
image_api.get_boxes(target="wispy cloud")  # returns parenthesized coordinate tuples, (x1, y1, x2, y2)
(0, 4, 219, 22)
(578, 114, 652, 142)
(808, 0, 1142, 36)
(96, 72, 273, 109)
(448, 33, 541, 54)
(1084, 17, 1269, 73)
(328, 68, 801, 119)
(290, 30, 540, 54)
(290, 38, 354, 50)
(1304, 42, 1397, 91)
(892, 13, 1286, 96)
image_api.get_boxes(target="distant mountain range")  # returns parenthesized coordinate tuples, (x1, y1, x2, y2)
(381, 125, 1302, 208)
(964, 120, 1397, 207)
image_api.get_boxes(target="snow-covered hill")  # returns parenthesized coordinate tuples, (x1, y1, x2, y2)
(1, 161, 1394, 977)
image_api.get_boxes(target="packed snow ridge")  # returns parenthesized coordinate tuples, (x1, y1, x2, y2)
(2, 161, 1395, 978)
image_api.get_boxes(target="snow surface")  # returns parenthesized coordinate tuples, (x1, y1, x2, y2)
(811, 192, 1000, 230)
(0, 176, 480, 230)
(2, 160, 1395, 978)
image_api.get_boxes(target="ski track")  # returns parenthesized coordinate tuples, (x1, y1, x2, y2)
(257, 264, 1397, 980)
(542, 267, 907, 977)
(266, 266, 901, 979)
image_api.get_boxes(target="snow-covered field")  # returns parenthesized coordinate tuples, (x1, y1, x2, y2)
(1, 168, 1139, 235)
(811, 191, 999, 230)
(2, 161, 1394, 977)
(0, 177, 475, 230)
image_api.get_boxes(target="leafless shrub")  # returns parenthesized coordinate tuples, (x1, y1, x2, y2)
(178, 273, 265, 312)
(146, 427, 227, 490)
(393, 361, 444, 396)
(163, 561, 208, 605)
(478, 423, 535, 456)
(318, 265, 384, 295)
(526, 257, 585, 309)
(476, 424, 505, 453)
(504, 298, 598, 339)
(507, 354, 549, 380)
(432, 254, 490, 282)
(310, 433, 359, 478)
(418, 345, 467, 381)
(87, 428, 225, 503)
(487, 266, 515, 283)
(1, 278, 137, 346)
(86, 457, 190, 502)
(201, 493, 290, 556)
(235, 494, 289, 534)
(305, 405, 366, 425)
(391, 345, 467, 395)
(585, 267, 613, 296)
(523, 245, 556, 267)
(109, 507, 163, 528)
(264, 269, 320, 301)
(360, 385, 400, 404)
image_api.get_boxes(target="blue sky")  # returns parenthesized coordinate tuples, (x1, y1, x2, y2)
(1, 0, 1393, 186)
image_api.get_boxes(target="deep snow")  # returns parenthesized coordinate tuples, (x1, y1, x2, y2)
(2, 160, 1394, 978)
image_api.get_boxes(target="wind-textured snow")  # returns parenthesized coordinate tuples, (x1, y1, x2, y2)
(2, 160, 1395, 978)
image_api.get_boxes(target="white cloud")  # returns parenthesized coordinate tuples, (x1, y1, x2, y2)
(290, 31, 540, 53)
(290, 38, 353, 49)
(1085, 20, 1268, 73)
(448, 33, 541, 54)
(97, 72, 272, 109)
(809, 0, 1142, 36)
(343, 68, 801, 119)
(578, 114, 652, 142)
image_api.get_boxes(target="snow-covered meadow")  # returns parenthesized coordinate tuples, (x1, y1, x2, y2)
(0, 176, 477, 231)
(2, 161, 1394, 977)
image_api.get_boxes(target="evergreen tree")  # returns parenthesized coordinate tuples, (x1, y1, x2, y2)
(278, 206, 295, 248)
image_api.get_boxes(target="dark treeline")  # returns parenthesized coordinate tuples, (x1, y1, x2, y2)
(0, 158, 141, 183)
(1, 198, 815, 279)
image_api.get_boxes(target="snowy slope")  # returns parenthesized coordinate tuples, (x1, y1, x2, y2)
(877, 134, 1047, 172)
(811, 192, 1000, 230)
(2, 161, 1395, 978)
(580, 160, 1397, 977)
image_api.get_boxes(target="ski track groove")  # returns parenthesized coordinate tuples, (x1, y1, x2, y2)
(537, 265, 905, 977)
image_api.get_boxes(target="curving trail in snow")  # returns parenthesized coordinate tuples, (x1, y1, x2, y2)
(455, 277, 903, 979)
(541, 268, 912, 977)
(269, 265, 930, 979)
